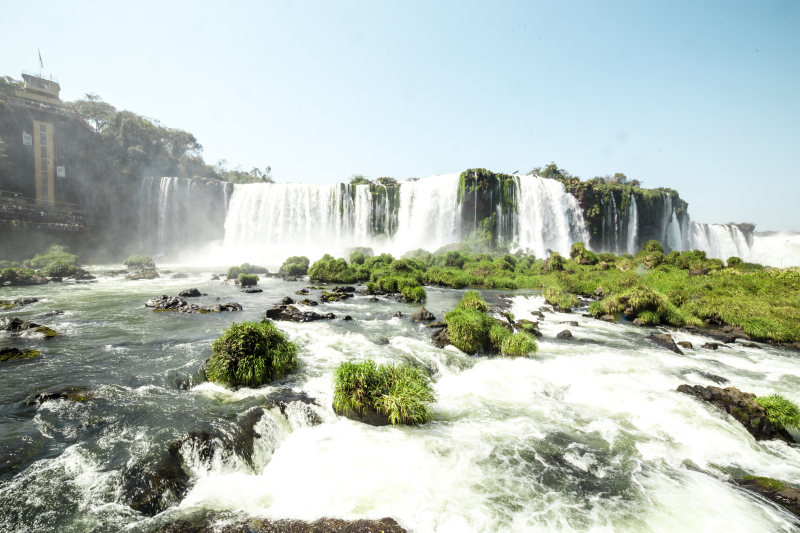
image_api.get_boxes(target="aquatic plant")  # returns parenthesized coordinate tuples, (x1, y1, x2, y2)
(755, 394, 800, 430)
(206, 321, 298, 388)
(333, 360, 435, 425)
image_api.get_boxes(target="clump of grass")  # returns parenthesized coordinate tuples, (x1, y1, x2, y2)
(333, 360, 435, 425)
(488, 322, 512, 349)
(238, 273, 259, 287)
(755, 394, 800, 430)
(124, 254, 154, 270)
(445, 306, 494, 354)
(308, 254, 358, 283)
(278, 256, 310, 276)
(501, 332, 537, 357)
(206, 321, 298, 388)
(401, 285, 426, 303)
(26, 245, 79, 269)
(543, 286, 579, 311)
(741, 476, 788, 492)
(41, 261, 78, 278)
(457, 290, 488, 312)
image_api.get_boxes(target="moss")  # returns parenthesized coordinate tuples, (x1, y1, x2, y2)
(333, 360, 435, 425)
(35, 326, 58, 338)
(238, 273, 259, 287)
(0, 349, 41, 362)
(741, 476, 788, 492)
(501, 332, 538, 357)
(205, 321, 298, 388)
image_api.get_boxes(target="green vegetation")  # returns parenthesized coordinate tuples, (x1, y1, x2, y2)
(205, 321, 298, 388)
(0, 349, 41, 362)
(308, 254, 358, 283)
(26, 245, 79, 269)
(278, 256, 310, 276)
(227, 263, 267, 279)
(40, 261, 78, 278)
(332, 360, 435, 425)
(755, 394, 800, 430)
(543, 285, 579, 311)
(124, 254, 155, 270)
(501, 332, 538, 357)
(238, 273, 259, 287)
(741, 476, 789, 492)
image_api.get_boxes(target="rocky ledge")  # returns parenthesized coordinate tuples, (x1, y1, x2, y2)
(677, 384, 793, 442)
(265, 304, 335, 322)
(150, 514, 406, 533)
(0, 317, 57, 337)
(145, 295, 242, 313)
(736, 476, 800, 518)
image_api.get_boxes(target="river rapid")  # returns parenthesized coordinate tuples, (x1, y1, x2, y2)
(1, 268, 800, 532)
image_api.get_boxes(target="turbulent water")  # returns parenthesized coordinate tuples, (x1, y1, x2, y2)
(2, 272, 800, 532)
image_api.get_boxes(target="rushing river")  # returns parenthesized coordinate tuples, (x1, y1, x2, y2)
(1, 269, 800, 532)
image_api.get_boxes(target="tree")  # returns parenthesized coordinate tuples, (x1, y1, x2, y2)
(66, 95, 117, 134)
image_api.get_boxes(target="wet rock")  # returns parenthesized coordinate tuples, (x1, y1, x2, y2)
(739, 342, 761, 349)
(427, 321, 446, 328)
(122, 446, 190, 516)
(677, 341, 693, 349)
(152, 514, 407, 533)
(560, 321, 579, 327)
(299, 298, 318, 306)
(30, 386, 93, 404)
(178, 288, 202, 298)
(593, 287, 605, 298)
(321, 290, 352, 303)
(0, 317, 57, 337)
(368, 296, 379, 302)
(210, 274, 220, 280)
(531, 310, 545, 320)
(393, 312, 404, 318)
(540, 306, 553, 313)
(38, 309, 64, 319)
(0, 347, 40, 362)
(333, 286, 356, 294)
(171, 273, 189, 280)
(677, 385, 793, 442)
(410, 307, 435, 322)
(334, 404, 391, 426)
(702, 342, 723, 350)
(514, 319, 542, 337)
(706, 325, 750, 344)
(737, 477, 800, 518)
(295, 288, 309, 295)
(145, 295, 241, 313)
(632, 318, 646, 326)
(0, 269, 47, 286)
(647, 333, 684, 354)
(127, 267, 160, 280)
(600, 314, 614, 322)
(556, 329, 573, 339)
(694, 370, 729, 384)
(343, 315, 353, 321)
(281, 296, 295, 305)
(0, 297, 38, 310)
(243, 288, 263, 293)
(374, 336, 390, 346)
(265, 304, 334, 322)
(0, 436, 44, 477)
(432, 326, 450, 349)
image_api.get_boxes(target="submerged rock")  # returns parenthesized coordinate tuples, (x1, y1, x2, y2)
(432, 326, 450, 349)
(677, 385, 793, 442)
(647, 333, 684, 355)
(683, 369, 729, 384)
(514, 319, 542, 337)
(0, 297, 38, 310)
(702, 342, 723, 350)
(0, 317, 57, 337)
(265, 304, 334, 322)
(556, 329, 573, 340)
(321, 290, 352, 303)
(334, 404, 391, 426)
(127, 268, 160, 280)
(145, 295, 242, 314)
(281, 296, 295, 305)
(171, 273, 189, 280)
(299, 298, 318, 306)
(706, 325, 750, 344)
(243, 288, 263, 293)
(122, 445, 190, 516)
(30, 386, 93, 404)
(410, 307, 435, 322)
(737, 476, 800, 518)
(0, 347, 40, 362)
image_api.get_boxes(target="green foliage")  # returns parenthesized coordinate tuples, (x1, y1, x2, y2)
(542, 252, 565, 273)
(501, 332, 538, 357)
(457, 290, 489, 312)
(238, 273, 259, 287)
(445, 307, 495, 354)
(279, 256, 310, 276)
(755, 394, 800, 430)
(349, 251, 367, 265)
(124, 254, 155, 270)
(333, 360, 435, 425)
(401, 285, 427, 303)
(642, 240, 664, 253)
(227, 266, 242, 279)
(26, 245, 79, 269)
(727, 256, 743, 268)
(488, 322, 513, 351)
(41, 261, 78, 278)
(308, 254, 358, 283)
(206, 321, 297, 388)
(544, 286, 579, 310)
(741, 476, 788, 492)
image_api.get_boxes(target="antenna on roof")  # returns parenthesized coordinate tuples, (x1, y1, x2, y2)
(38, 49, 44, 71)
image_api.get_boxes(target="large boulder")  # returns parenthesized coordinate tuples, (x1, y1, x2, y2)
(178, 288, 202, 298)
(677, 385, 793, 442)
(122, 444, 191, 516)
(145, 295, 241, 314)
(127, 267, 160, 280)
(0, 297, 38, 310)
(410, 307, 435, 322)
(265, 304, 334, 322)
(0, 317, 57, 337)
(0, 347, 41, 361)
(706, 325, 750, 344)
(647, 333, 684, 354)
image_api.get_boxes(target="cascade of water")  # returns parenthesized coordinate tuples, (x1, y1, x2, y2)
(626, 194, 639, 254)
(609, 193, 620, 252)
(514, 176, 590, 257)
(690, 223, 751, 261)
(391, 173, 461, 255)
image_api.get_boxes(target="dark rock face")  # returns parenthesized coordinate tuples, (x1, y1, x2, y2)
(281, 296, 294, 305)
(556, 329, 573, 339)
(737, 477, 800, 518)
(334, 405, 390, 426)
(152, 515, 407, 533)
(647, 333, 684, 354)
(122, 445, 190, 516)
(677, 341, 693, 349)
(432, 327, 450, 349)
(179, 288, 202, 298)
(145, 296, 242, 314)
(0, 317, 57, 337)
(677, 385, 793, 442)
(702, 342, 722, 350)
(706, 325, 750, 344)
(299, 299, 318, 306)
(410, 307, 435, 322)
(265, 305, 334, 322)
(0, 347, 40, 361)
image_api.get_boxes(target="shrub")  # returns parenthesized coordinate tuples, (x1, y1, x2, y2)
(124, 254, 155, 270)
(443, 251, 466, 269)
(755, 394, 800, 430)
(727, 256, 743, 268)
(349, 251, 367, 265)
(541, 252, 565, 273)
(333, 360, 435, 425)
(444, 307, 494, 354)
(488, 322, 512, 351)
(544, 286, 579, 310)
(636, 310, 661, 325)
(227, 266, 242, 279)
(457, 290, 488, 312)
(401, 285, 426, 303)
(642, 240, 664, 253)
(308, 254, 358, 283)
(26, 245, 78, 269)
(206, 321, 298, 387)
(239, 273, 259, 287)
(279, 256, 310, 276)
(501, 332, 538, 357)
(41, 261, 78, 278)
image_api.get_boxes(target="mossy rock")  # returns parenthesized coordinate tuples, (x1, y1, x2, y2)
(0, 348, 41, 362)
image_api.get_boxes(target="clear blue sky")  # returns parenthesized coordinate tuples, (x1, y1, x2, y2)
(2, 0, 798, 230)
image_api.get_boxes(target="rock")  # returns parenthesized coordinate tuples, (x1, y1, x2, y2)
(560, 321, 579, 327)
(145, 295, 241, 314)
(706, 325, 750, 344)
(122, 445, 190, 516)
(321, 290, 352, 303)
(210, 274, 220, 280)
(410, 307, 435, 322)
(702, 342, 723, 350)
(178, 288, 202, 298)
(299, 299, 318, 306)
(343, 315, 353, 321)
(677, 341, 693, 349)
(0, 347, 41, 362)
(593, 287, 604, 298)
(556, 329, 573, 339)
(243, 288, 263, 293)
(676, 385, 793, 442)
(632, 318, 646, 326)
(265, 305, 334, 322)
(692, 370, 729, 384)
(432, 327, 450, 349)
(689, 267, 709, 277)
(151, 514, 407, 533)
(281, 296, 295, 305)
(540, 306, 553, 313)
(514, 319, 542, 337)
(126, 267, 159, 280)
(295, 288, 309, 295)
(0, 269, 47, 286)
(427, 321, 446, 328)
(333, 286, 356, 294)
(0, 317, 57, 337)
(647, 333, 684, 354)
(393, 312, 404, 318)
(740, 342, 761, 349)
(30, 386, 93, 404)
(0, 297, 38, 310)
(171, 273, 189, 279)
(368, 297, 379, 303)
(531, 310, 545, 319)
(334, 404, 391, 426)
(736, 477, 800, 518)
(600, 314, 615, 322)
(374, 336, 390, 346)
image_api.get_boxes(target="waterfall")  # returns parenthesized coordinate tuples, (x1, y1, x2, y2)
(392, 173, 461, 254)
(514, 176, 590, 258)
(626, 195, 639, 254)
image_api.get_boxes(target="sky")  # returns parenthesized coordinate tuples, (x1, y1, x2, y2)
(1, 0, 798, 230)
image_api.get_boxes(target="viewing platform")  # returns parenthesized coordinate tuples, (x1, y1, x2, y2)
(0, 189, 88, 232)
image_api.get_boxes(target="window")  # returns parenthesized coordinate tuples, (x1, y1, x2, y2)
(41, 159, 48, 170)
(40, 132, 47, 145)
(41, 146, 47, 157)
(39, 124, 46, 132)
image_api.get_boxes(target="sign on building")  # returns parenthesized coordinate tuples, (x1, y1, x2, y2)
(22, 133, 32, 146)
(56, 166, 66, 178)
